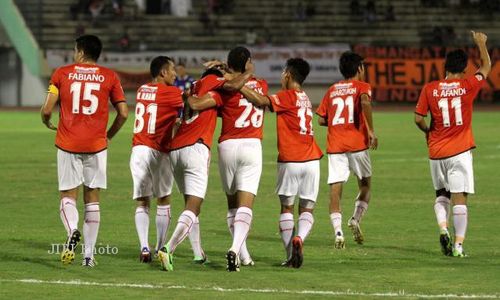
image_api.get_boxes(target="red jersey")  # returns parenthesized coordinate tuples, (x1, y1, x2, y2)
(415, 74, 484, 159)
(316, 80, 371, 154)
(269, 90, 323, 162)
(49, 63, 125, 153)
(132, 83, 184, 153)
(169, 74, 226, 150)
(214, 78, 268, 143)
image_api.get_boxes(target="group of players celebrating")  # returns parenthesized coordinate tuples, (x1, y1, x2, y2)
(41, 30, 491, 271)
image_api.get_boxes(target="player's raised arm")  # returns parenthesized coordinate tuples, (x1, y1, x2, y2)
(186, 93, 218, 111)
(222, 59, 255, 91)
(471, 31, 491, 79)
(107, 102, 128, 141)
(240, 86, 270, 107)
(361, 94, 378, 150)
(40, 91, 59, 130)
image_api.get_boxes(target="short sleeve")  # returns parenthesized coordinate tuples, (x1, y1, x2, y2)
(415, 85, 429, 116)
(464, 74, 485, 92)
(204, 74, 227, 91)
(268, 92, 287, 113)
(48, 68, 62, 95)
(110, 72, 126, 104)
(316, 89, 330, 118)
(208, 90, 223, 107)
(359, 83, 372, 101)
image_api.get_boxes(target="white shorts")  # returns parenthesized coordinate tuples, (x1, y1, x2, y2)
(430, 150, 474, 194)
(169, 143, 211, 199)
(276, 160, 320, 202)
(130, 145, 174, 200)
(218, 138, 262, 196)
(327, 150, 372, 184)
(57, 149, 107, 191)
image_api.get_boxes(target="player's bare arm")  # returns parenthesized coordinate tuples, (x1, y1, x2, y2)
(471, 31, 491, 79)
(40, 91, 58, 130)
(361, 94, 378, 150)
(186, 93, 217, 111)
(414, 114, 430, 141)
(240, 86, 270, 107)
(222, 59, 255, 91)
(107, 102, 128, 141)
(317, 116, 327, 127)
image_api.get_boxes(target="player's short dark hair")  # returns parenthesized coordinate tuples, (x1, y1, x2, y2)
(150, 56, 174, 78)
(201, 68, 224, 78)
(285, 58, 310, 85)
(339, 51, 364, 79)
(227, 46, 251, 73)
(444, 49, 468, 74)
(75, 35, 102, 62)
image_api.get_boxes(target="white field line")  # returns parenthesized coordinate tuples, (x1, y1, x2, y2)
(1, 278, 498, 299)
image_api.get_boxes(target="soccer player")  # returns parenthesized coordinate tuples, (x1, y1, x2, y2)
(157, 65, 253, 271)
(130, 56, 184, 263)
(238, 58, 323, 268)
(414, 31, 491, 257)
(41, 35, 128, 267)
(316, 51, 378, 249)
(185, 47, 267, 271)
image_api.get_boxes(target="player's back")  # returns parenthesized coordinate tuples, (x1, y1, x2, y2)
(317, 80, 370, 153)
(170, 74, 225, 150)
(218, 78, 268, 143)
(132, 83, 183, 153)
(52, 63, 125, 153)
(270, 89, 322, 162)
(416, 74, 484, 159)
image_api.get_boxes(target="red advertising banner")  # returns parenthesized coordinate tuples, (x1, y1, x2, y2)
(353, 45, 500, 102)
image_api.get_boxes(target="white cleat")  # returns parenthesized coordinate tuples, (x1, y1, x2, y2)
(348, 218, 364, 244)
(334, 233, 345, 249)
(240, 256, 255, 266)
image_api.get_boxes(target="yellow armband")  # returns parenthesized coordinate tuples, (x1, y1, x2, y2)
(47, 84, 59, 96)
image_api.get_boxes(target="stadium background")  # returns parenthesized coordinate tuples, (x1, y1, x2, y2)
(0, 0, 499, 106)
(1, 0, 499, 298)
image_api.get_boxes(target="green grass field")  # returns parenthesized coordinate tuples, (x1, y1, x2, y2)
(0, 110, 499, 299)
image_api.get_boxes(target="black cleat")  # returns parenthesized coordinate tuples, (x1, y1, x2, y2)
(290, 236, 303, 268)
(61, 229, 81, 265)
(439, 231, 453, 256)
(226, 250, 240, 272)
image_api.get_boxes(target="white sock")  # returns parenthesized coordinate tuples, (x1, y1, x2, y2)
(352, 200, 368, 223)
(434, 196, 450, 230)
(297, 212, 314, 242)
(166, 210, 196, 253)
(279, 213, 294, 259)
(135, 206, 149, 250)
(156, 205, 171, 251)
(453, 205, 468, 245)
(189, 217, 204, 258)
(229, 207, 253, 256)
(228, 208, 252, 260)
(60, 197, 79, 236)
(330, 212, 343, 236)
(83, 203, 100, 258)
